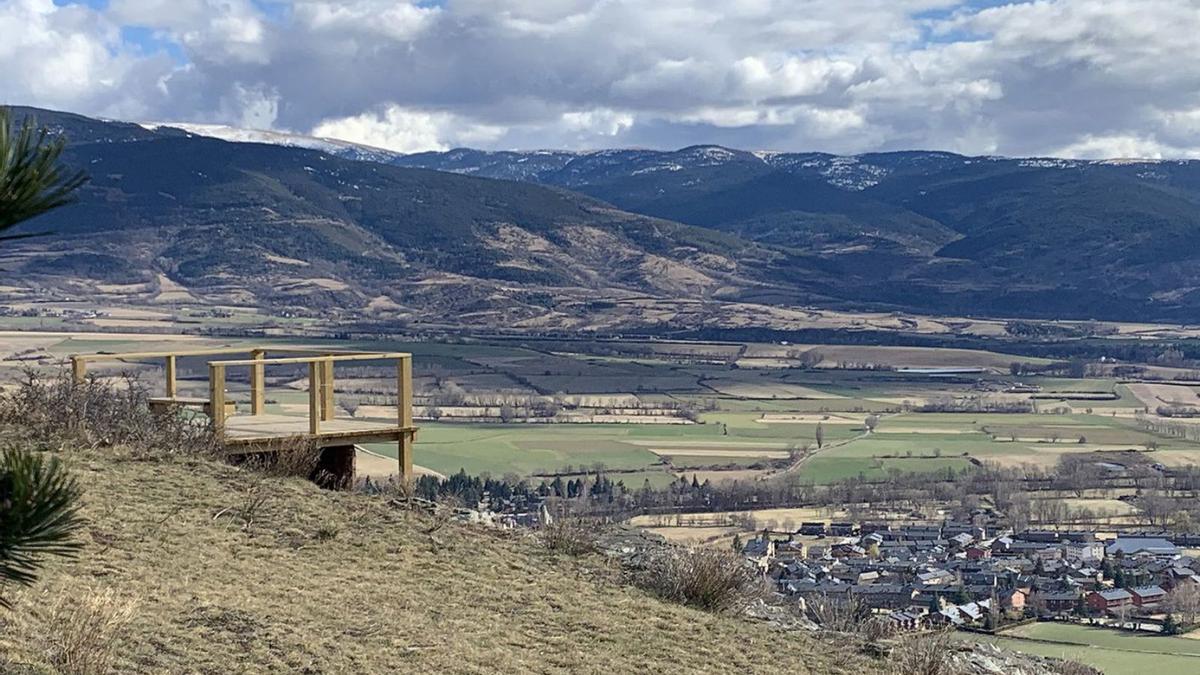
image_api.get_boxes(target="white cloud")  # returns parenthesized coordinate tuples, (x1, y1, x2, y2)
(311, 105, 505, 153)
(1052, 133, 1191, 160)
(0, 0, 139, 113)
(221, 83, 280, 129)
(294, 1, 438, 41)
(561, 109, 635, 137)
(5, 0, 1200, 156)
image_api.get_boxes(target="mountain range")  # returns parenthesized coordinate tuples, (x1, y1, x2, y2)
(5, 105, 1200, 330)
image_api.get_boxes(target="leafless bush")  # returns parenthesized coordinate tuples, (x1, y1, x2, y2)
(539, 518, 598, 557)
(0, 371, 218, 458)
(805, 595, 894, 640)
(239, 437, 323, 480)
(213, 480, 270, 531)
(634, 548, 761, 613)
(1054, 661, 1101, 675)
(887, 630, 957, 675)
(43, 587, 136, 675)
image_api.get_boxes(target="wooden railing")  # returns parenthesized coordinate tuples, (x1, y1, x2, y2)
(70, 346, 417, 477)
(204, 352, 414, 434)
(70, 346, 370, 408)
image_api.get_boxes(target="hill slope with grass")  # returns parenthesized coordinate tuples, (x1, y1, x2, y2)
(0, 447, 864, 674)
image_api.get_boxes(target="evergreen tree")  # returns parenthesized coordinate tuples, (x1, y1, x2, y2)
(0, 108, 88, 608)
(954, 586, 971, 605)
(1163, 613, 1181, 635)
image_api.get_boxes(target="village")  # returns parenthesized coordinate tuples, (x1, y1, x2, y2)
(740, 519, 1200, 636)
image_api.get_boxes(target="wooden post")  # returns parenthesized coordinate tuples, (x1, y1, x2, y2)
(165, 355, 177, 398)
(71, 356, 86, 385)
(209, 364, 227, 431)
(321, 358, 335, 421)
(308, 361, 322, 435)
(396, 355, 414, 479)
(250, 349, 265, 416)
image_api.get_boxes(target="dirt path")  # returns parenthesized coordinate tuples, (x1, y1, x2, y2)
(769, 415, 887, 479)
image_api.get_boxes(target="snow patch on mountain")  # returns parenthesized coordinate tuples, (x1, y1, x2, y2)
(1018, 158, 1081, 169)
(140, 122, 405, 164)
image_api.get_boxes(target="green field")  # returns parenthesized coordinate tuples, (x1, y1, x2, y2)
(966, 622, 1200, 675)
(8, 330, 1200, 485)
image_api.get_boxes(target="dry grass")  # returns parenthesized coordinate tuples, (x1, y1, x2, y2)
(40, 587, 137, 675)
(0, 448, 866, 674)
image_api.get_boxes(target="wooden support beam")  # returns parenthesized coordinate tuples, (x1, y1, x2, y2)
(165, 355, 177, 398)
(397, 355, 414, 479)
(71, 357, 86, 385)
(308, 361, 322, 435)
(250, 349, 265, 416)
(209, 364, 227, 431)
(321, 358, 335, 421)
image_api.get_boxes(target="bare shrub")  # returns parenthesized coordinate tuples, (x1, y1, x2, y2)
(888, 630, 957, 675)
(635, 548, 761, 613)
(239, 437, 323, 480)
(235, 484, 270, 530)
(213, 479, 270, 531)
(43, 587, 136, 675)
(539, 518, 598, 557)
(805, 594, 894, 640)
(1054, 661, 1101, 675)
(0, 371, 218, 458)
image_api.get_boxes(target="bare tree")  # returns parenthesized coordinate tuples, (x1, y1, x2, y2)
(1167, 585, 1200, 625)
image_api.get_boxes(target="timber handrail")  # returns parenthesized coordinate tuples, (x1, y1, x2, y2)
(71, 346, 246, 362)
(68, 345, 417, 478)
(205, 351, 415, 476)
(71, 346, 371, 363)
(70, 346, 379, 400)
(207, 352, 412, 367)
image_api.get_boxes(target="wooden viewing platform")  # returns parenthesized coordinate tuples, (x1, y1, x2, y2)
(70, 346, 417, 483)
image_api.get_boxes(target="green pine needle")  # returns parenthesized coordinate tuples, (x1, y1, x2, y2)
(0, 107, 89, 238)
(0, 448, 84, 608)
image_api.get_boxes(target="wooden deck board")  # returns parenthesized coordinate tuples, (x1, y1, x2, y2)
(221, 413, 410, 448)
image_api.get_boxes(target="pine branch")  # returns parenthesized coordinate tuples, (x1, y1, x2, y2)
(0, 448, 85, 608)
(0, 107, 89, 236)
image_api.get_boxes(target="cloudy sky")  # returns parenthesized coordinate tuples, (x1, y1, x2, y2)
(4, 0, 1200, 157)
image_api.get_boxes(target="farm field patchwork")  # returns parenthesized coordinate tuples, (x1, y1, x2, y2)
(9, 331, 1200, 485)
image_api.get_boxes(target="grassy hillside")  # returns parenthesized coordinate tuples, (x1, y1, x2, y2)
(0, 448, 863, 674)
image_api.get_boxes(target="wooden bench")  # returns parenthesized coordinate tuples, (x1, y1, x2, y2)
(149, 396, 236, 417)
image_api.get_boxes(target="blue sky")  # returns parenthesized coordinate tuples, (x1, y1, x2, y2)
(10, 0, 1200, 158)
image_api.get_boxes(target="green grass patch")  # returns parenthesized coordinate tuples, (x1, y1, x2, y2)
(796, 456, 972, 483)
(964, 622, 1200, 675)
